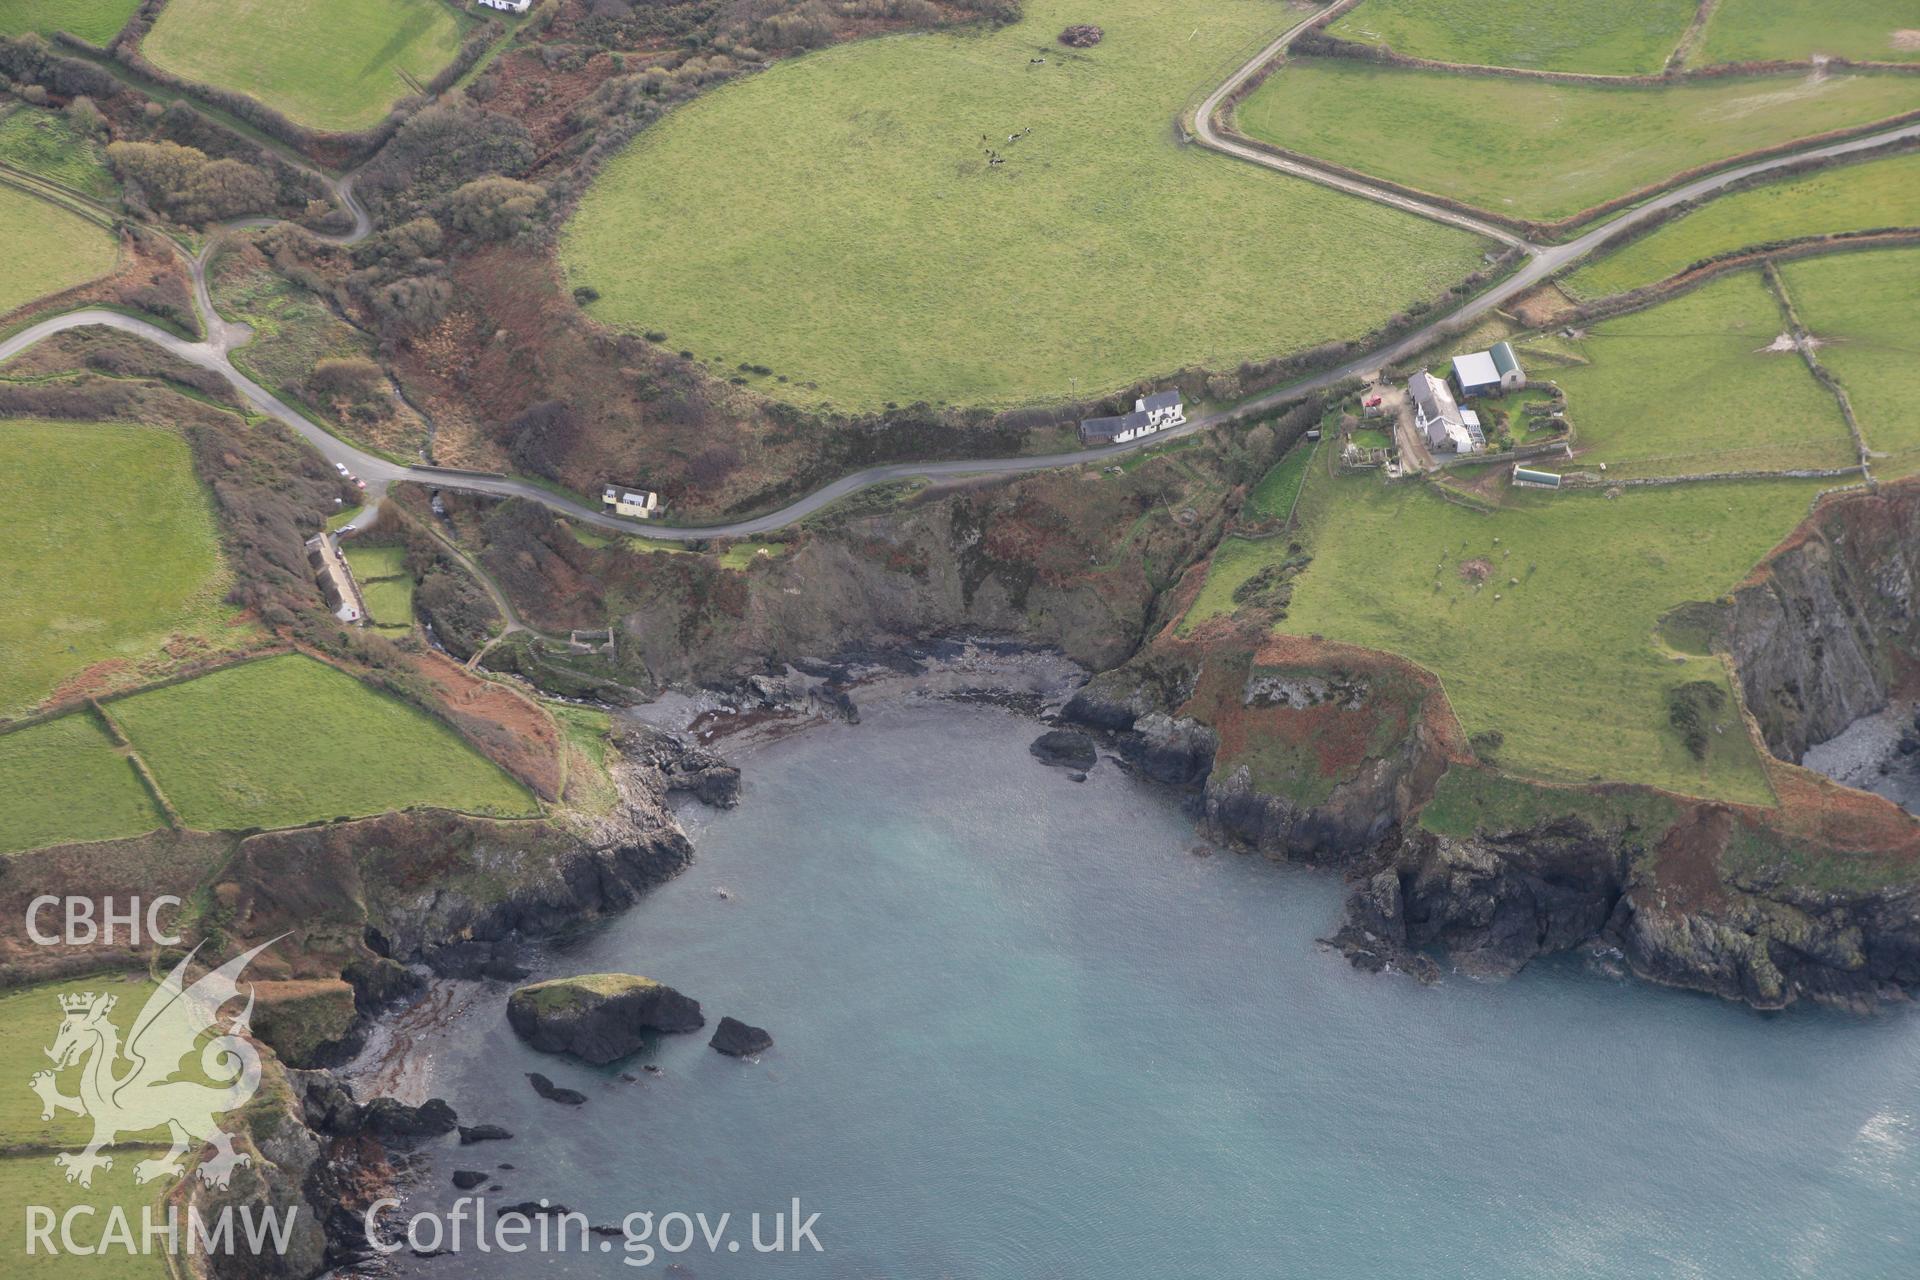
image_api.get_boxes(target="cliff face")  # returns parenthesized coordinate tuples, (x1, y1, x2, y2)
(1333, 790, 1920, 1013)
(1724, 483, 1920, 761)
(1063, 628, 1466, 862)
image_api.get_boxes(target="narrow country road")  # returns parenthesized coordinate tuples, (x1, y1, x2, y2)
(6, 14, 1919, 541)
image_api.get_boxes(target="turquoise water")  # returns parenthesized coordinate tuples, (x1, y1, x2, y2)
(392, 702, 1920, 1277)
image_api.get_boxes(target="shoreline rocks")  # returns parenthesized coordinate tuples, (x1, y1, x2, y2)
(507, 973, 705, 1065)
(526, 1072, 587, 1106)
(1029, 729, 1097, 770)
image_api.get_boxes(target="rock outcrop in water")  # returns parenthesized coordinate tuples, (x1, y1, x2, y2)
(508, 974, 705, 1064)
(710, 1016, 774, 1057)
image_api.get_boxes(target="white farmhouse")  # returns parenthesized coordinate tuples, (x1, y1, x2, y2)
(478, 0, 532, 13)
(1079, 389, 1186, 445)
(603, 485, 660, 518)
(1409, 370, 1483, 455)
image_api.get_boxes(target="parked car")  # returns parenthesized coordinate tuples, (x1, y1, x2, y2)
(335, 462, 349, 475)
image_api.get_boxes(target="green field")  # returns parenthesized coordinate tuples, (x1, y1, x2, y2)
(142, 0, 470, 132)
(1779, 247, 1920, 475)
(346, 543, 415, 630)
(0, 976, 186, 1279)
(1566, 151, 1920, 297)
(1271, 468, 1824, 801)
(1552, 270, 1854, 477)
(561, 0, 1490, 411)
(0, 183, 117, 316)
(1696, 0, 1920, 67)
(1237, 59, 1920, 223)
(0, 0, 140, 43)
(1326, 0, 1698, 74)
(1246, 436, 1318, 520)
(107, 654, 534, 830)
(1181, 534, 1282, 631)
(0, 420, 232, 716)
(0, 105, 118, 198)
(0, 712, 162, 854)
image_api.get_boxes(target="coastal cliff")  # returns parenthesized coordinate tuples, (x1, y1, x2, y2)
(1721, 483, 1920, 761)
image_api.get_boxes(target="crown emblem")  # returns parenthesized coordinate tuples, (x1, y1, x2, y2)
(57, 992, 98, 1013)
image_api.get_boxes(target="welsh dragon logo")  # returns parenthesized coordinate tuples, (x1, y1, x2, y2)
(29, 937, 282, 1191)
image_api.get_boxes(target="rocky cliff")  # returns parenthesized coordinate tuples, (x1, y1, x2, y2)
(1723, 482, 1920, 761)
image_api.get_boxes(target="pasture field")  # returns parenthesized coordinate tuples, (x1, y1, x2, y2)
(1779, 247, 1920, 475)
(1181, 535, 1282, 633)
(1245, 437, 1319, 521)
(1550, 269, 1854, 477)
(0, 420, 233, 716)
(0, 0, 139, 43)
(0, 105, 117, 198)
(0, 975, 188, 1280)
(0, 712, 162, 854)
(561, 0, 1490, 411)
(1236, 60, 1920, 224)
(107, 654, 535, 830)
(142, 0, 470, 132)
(1565, 151, 1920, 298)
(344, 543, 415, 629)
(1325, 0, 1698, 75)
(1273, 467, 1825, 801)
(0, 183, 117, 316)
(1695, 0, 1920, 67)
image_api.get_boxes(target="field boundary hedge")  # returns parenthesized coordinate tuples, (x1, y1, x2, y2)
(1554, 228, 1920, 325)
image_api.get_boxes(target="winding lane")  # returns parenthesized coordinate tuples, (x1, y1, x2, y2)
(5, 19, 1920, 541)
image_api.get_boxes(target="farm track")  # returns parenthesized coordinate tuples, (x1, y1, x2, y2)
(5, 10, 1920, 541)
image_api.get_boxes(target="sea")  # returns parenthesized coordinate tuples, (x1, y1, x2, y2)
(374, 699, 1920, 1278)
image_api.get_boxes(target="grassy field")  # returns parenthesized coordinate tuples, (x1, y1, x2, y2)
(1246, 436, 1318, 520)
(1272, 468, 1826, 801)
(1236, 60, 1920, 223)
(1326, 0, 1698, 74)
(142, 0, 470, 132)
(0, 975, 183, 1279)
(0, 712, 162, 854)
(0, 183, 117, 315)
(1565, 151, 1920, 297)
(346, 543, 416, 630)
(0, 420, 232, 716)
(0, 105, 118, 198)
(1779, 247, 1920, 476)
(1181, 534, 1283, 632)
(107, 654, 534, 830)
(0, 0, 139, 43)
(1695, 0, 1920, 67)
(1551, 269, 1854, 477)
(561, 0, 1490, 411)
